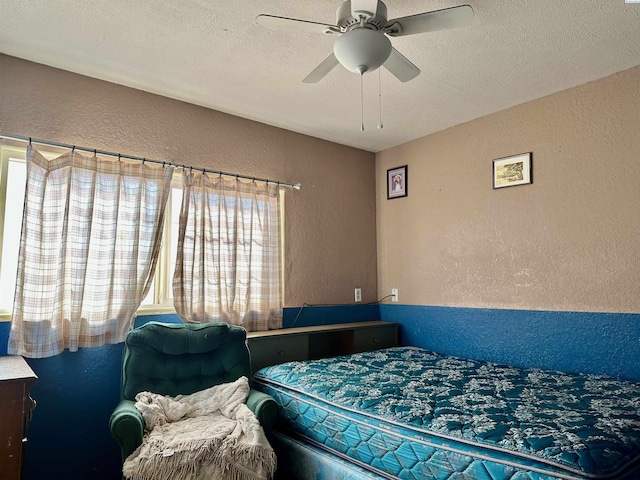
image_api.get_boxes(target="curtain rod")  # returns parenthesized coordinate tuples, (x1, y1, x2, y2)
(0, 133, 301, 190)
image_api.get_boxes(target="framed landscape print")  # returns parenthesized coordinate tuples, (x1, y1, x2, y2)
(387, 165, 408, 199)
(493, 152, 532, 189)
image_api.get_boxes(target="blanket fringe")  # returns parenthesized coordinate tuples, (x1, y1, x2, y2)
(123, 434, 276, 480)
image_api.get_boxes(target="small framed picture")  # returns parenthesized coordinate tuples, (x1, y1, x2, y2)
(387, 165, 408, 199)
(493, 152, 532, 189)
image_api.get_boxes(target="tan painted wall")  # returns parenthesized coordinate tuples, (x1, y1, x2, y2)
(0, 54, 377, 306)
(376, 65, 640, 313)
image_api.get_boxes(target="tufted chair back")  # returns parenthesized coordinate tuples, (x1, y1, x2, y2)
(121, 321, 252, 400)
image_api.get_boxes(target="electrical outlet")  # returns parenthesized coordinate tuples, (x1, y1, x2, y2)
(354, 288, 362, 303)
(391, 288, 398, 302)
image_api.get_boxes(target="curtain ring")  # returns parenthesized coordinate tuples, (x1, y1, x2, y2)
(142, 158, 146, 165)
(72, 145, 76, 153)
(118, 154, 121, 161)
(28, 137, 32, 145)
(94, 149, 97, 156)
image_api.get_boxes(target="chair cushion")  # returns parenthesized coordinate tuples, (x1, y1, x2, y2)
(121, 322, 252, 400)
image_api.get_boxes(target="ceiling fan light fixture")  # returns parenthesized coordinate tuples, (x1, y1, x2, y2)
(333, 28, 392, 74)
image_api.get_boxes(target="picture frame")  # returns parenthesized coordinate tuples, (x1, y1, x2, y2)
(387, 165, 408, 199)
(493, 152, 532, 189)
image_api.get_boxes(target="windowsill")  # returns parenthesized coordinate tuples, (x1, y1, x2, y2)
(136, 305, 178, 316)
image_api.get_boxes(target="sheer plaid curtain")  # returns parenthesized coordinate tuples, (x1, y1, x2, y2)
(8, 145, 173, 358)
(173, 171, 282, 331)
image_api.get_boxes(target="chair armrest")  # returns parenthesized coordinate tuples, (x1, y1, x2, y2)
(109, 399, 144, 463)
(247, 388, 278, 434)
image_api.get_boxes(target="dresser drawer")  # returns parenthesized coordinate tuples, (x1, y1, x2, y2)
(0, 356, 37, 480)
(353, 325, 397, 353)
(249, 335, 309, 372)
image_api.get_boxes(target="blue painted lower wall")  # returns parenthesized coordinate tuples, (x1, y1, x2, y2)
(282, 304, 380, 328)
(380, 304, 640, 381)
(0, 304, 638, 479)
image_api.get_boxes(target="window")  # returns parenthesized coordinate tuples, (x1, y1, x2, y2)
(0, 143, 285, 324)
(0, 145, 185, 320)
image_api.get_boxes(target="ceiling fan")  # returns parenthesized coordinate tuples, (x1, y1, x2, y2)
(256, 0, 474, 83)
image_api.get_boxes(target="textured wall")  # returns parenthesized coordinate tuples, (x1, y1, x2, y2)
(0, 54, 377, 306)
(376, 66, 640, 313)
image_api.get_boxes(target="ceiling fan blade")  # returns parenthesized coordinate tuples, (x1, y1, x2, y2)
(383, 48, 420, 82)
(386, 5, 473, 37)
(302, 52, 340, 83)
(256, 14, 335, 35)
(351, 0, 378, 20)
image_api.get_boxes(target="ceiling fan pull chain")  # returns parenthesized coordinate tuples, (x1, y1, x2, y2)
(360, 71, 365, 132)
(378, 68, 383, 129)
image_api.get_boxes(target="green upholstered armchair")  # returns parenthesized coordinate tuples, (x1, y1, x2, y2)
(109, 321, 278, 464)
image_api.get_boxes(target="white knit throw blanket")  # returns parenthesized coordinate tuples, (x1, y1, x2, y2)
(122, 376, 276, 480)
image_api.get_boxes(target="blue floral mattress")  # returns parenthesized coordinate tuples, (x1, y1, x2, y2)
(253, 347, 640, 480)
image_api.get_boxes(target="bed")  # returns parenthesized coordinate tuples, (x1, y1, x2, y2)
(253, 346, 640, 480)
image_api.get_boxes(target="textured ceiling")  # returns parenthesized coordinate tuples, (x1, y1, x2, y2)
(0, 1, 639, 152)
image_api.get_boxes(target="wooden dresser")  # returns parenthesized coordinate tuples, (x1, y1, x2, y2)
(247, 321, 398, 372)
(0, 356, 37, 480)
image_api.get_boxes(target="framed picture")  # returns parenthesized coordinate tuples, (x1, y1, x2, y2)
(493, 152, 532, 189)
(387, 165, 408, 199)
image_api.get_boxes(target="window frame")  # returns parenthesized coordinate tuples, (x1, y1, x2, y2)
(0, 145, 26, 321)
